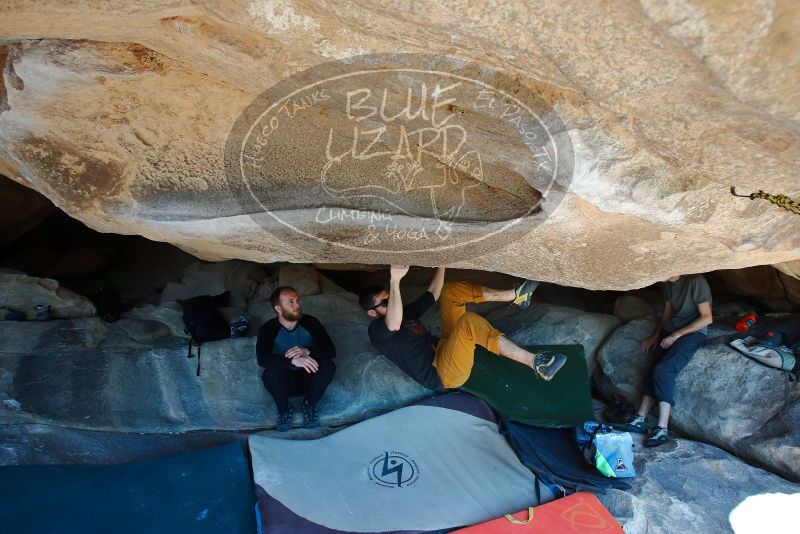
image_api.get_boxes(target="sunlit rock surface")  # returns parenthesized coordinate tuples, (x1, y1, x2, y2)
(0, 1, 798, 288)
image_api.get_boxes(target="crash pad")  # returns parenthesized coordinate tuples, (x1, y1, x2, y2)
(505, 422, 631, 493)
(250, 392, 553, 533)
(460, 345, 594, 427)
(0, 443, 256, 534)
(452, 491, 623, 533)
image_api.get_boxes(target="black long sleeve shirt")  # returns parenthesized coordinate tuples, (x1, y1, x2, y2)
(256, 315, 336, 370)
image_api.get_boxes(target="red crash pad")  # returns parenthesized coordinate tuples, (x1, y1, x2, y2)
(453, 492, 623, 534)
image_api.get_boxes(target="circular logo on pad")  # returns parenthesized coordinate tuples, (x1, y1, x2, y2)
(368, 451, 419, 488)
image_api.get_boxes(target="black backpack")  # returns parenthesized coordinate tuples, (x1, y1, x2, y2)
(180, 291, 230, 375)
(92, 287, 122, 323)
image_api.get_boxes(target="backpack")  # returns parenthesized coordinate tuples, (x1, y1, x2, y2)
(602, 393, 636, 424)
(180, 292, 230, 376)
(92, 287, 122, 323)
(730, 334, 799, 377)
(576, 421, 636, 479)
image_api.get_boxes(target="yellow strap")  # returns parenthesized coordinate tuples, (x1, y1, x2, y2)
(731, 186, 800, 216)
(504, 507, 534, 525)
(754, 190, 800, 215)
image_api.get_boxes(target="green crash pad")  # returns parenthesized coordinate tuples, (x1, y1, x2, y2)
(461, 344, 594, 427)
(0, 443, 256, 534)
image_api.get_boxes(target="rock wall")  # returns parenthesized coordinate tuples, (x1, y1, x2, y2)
(0, 272, 96, 320)
(0, 1, 798, 288)
(706, 264, 800, 311)
(485, 302, 620, 377)
(0, 270, 431, 434)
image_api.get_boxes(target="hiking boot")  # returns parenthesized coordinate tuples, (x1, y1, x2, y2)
(613, 414, 646, 434)
(644, 426, 671, 447)
(512, 280, 540, 310)
(276, 407, 294, 432)
(532, 352, 567, 381)
(302, 401, 320, 429)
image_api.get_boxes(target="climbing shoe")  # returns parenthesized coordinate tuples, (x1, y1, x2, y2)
(302, 401, 320, 429)
(276, 407, 294, 432)
(644, 425, 671, 447)
(613, 414, 646, 434)
(512, 280, 539, 309)
(533, 352, 567, 381)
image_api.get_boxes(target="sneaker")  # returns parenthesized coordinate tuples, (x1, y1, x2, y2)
(613, 414, 646, 434)
(533, 352, 567, 381)
(276, 407, 294, 432)
(512, 280, 539, 309)
(644, 425, 671, 447)
(302, 401, 320, 429)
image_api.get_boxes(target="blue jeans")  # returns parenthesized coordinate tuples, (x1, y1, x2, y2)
(643, 330, 706, 406)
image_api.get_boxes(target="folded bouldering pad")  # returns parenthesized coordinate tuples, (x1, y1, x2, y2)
(461, 345, 594, 427)
(452, 491, 623, 533)
(250, 392, 553, 533)
(0, 443, 256, 534)
(505, 422, 631, 493)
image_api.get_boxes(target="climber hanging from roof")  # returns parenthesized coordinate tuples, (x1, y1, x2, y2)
(359, 265, 566, 391)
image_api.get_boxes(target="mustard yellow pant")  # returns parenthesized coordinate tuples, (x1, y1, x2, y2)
(432, 282, 505, 389)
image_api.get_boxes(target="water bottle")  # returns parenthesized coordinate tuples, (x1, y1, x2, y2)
(735, 313, 757, 333)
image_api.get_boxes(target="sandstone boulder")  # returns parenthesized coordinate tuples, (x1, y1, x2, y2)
(485, 302, 620, 376)
(738, 396, 800, 485)
(277, 263, 321, 297)
(640, 0, 800, 124)
(0, 272, 95, 320)
(1, 2, 799, 288)
(122, 303, 187, 338)
(613, 294, 656, 323)
(707, 265, 800, 311)
(600, 438, 800, 534)
(160, 260, 268, 308)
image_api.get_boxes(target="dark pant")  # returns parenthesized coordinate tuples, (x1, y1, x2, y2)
(261, 358, 336, 413)
(643, 330, 706, 406)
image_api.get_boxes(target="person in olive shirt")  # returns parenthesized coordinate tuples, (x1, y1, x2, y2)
(359, 265, 566, 391)
(256, 286, 336, 431)
(618, 273, 713, 447)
